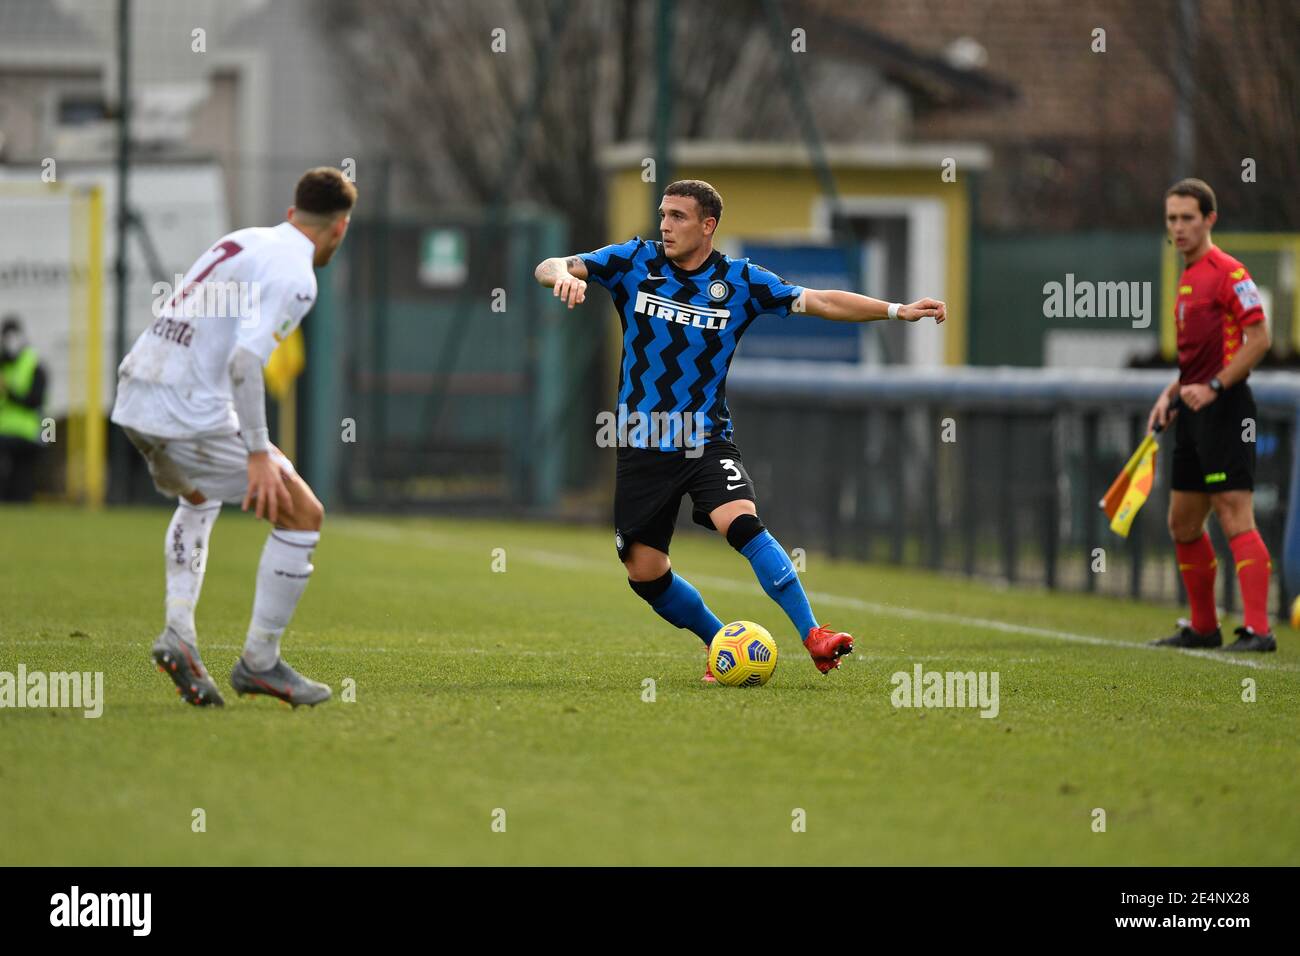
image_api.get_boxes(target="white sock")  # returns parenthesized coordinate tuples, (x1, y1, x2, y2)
(242, 528, 319, 671)
(164, 499, 221, 646)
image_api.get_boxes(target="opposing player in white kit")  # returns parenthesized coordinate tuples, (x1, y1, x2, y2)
(111, 167, 356, 707)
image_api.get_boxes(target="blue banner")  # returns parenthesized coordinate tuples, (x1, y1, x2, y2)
(740, 243, 862, 362)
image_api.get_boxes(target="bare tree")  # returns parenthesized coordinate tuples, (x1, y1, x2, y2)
(323, 0, 904, 250)
(1109, 0, 1300, 229)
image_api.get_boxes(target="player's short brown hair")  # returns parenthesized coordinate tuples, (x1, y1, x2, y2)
(294, 167, 357, 217)
(1165, 178, 1216, 217)
(664, 180, 723, 223)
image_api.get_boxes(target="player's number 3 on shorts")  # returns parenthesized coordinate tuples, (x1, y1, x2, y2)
(720, 458, 744, 485)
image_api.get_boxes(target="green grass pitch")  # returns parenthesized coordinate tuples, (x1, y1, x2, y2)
(1, 505, 1297, 865)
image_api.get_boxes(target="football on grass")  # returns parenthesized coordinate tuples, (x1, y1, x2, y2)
(709, 621, 778, 687)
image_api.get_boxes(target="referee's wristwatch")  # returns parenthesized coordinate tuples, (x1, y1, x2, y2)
(1208, 377, 1225, 394)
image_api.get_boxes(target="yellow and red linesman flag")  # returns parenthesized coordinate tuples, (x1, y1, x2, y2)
(1099, 397, 1181, 537)
(1100, 432, 1158, 538)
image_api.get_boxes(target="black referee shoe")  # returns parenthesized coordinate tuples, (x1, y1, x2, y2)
(1150, 619, 1222, 649)
(1223, 626, 1277, 653)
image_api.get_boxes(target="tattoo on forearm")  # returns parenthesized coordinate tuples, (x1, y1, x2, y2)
(538, 256, 582, 285)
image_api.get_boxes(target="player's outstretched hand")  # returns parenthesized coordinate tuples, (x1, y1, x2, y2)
(553, 273, 587, 309)
(899, 298, 946, 323)
(243, 451, 292, 523)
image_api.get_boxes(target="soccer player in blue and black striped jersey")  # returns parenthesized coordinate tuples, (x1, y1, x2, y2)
(535, 180, 946, 680)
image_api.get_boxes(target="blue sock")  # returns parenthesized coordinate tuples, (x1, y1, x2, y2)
(630, 571, 723, 645)
(738, 528, 818, 641)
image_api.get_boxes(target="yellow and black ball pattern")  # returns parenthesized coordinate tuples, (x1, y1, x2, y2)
(709, 621, 778, 687)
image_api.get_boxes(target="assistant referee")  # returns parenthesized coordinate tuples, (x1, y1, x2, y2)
(1148, 178, 1275, 652)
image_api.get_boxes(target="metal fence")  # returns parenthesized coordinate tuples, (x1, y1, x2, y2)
(306, 208, 606, 515)
(726, 364, 1300, 616)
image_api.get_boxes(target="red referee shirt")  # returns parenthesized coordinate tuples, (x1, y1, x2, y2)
(1176, 245, 1266, 385)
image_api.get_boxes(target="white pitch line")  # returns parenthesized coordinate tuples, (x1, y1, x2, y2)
(691, 571, 1292, 672)
(330, 521, 1300, 674)
(0, 638, 1040, 667)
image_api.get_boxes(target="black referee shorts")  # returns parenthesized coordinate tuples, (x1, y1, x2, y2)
(613, 439, 756, 561)
(1170, 382, 1256, 493)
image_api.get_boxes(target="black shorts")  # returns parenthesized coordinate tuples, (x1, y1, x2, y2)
(1171, 382, 1256, 493)
(614, 439, 756, 560)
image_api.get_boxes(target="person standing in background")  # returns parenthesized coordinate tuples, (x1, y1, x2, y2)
(1147, 179, 1275, 653)
(0, 315, 47, 502)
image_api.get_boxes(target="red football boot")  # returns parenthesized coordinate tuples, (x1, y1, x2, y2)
(805, 625, 854, 673)
(702, 651, 717, 683)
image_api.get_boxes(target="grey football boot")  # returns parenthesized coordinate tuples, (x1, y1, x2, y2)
(152, 627, 226, 707)
(230, 657, 332, 707)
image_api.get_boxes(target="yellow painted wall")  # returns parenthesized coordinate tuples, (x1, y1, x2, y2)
(604, 164, 971, 365)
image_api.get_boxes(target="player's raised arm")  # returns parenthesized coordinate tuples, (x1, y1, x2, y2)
(534, 255, 589, 309)
(797, 288, 947, 324)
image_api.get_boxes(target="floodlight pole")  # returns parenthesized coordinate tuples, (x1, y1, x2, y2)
(111, 0, 131, 500)
(651, 0, 674, 231)
(1172, 0, 1197, 180)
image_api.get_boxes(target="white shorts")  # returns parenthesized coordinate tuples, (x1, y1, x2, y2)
(123, 427, 296, 504)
